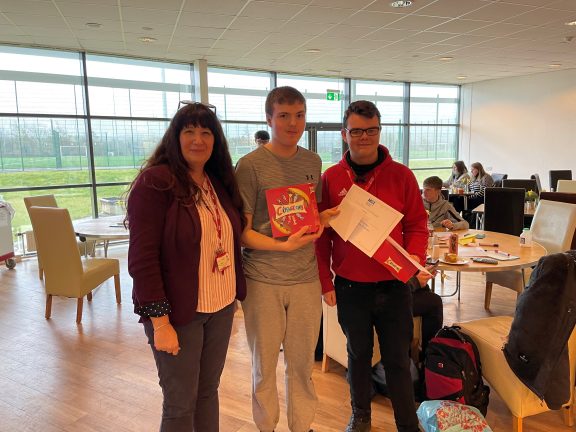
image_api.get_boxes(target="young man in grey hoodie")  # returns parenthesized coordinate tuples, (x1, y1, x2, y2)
(422, 176, 469, 231)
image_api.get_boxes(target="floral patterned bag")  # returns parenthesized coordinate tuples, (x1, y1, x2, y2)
(417, 400, 492, 432)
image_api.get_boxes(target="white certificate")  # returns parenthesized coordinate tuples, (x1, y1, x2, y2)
(329, 184, 403, 257)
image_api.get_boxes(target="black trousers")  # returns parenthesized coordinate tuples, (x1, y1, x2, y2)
(334, 276, 419, 432)
(448, 195, 465, 213)
(144, 302, 235, 432)
(412, 287, 444, 357)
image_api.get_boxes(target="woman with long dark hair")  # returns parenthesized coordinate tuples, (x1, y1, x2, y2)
(443, 160, 470, 189)
(127, 102, 246, 432)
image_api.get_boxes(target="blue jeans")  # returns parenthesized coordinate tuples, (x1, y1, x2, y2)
(144, 302, 235, 432)
(334, 277, 419, 432)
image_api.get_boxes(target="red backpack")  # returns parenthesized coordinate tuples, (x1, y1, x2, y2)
(424, 325, 490, 416)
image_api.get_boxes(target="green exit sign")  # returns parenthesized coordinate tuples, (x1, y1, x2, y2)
(326, 90, 341, 101)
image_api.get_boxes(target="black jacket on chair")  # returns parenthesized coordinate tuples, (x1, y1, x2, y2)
(504, 251, 576, 409)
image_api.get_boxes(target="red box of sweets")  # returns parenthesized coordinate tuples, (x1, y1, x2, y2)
(265, 183, 320, 238)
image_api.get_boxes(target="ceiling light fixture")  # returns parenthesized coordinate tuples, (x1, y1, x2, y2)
(304, 48, 321, 53)
(548, 63, 562, 68)
(142, 26, 154, 31)
(85, 22, 102, 28)
(139, 36, 157, 43)
(457, 75, 467, 79)
(390, 0, 413, 8)
(565, 20, 576, 26)
(440, 56, 454, 61)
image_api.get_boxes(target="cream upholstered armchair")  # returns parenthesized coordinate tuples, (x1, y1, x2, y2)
(458, 317, 576, 432)
(28, 206, 121, 323)
(484, 200, 576, 309)
(24, 194, 96, 279)
(557, 180, 576, 193)
(321, 301, 422, 372)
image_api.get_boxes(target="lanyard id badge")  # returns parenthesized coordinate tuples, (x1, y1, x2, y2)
(202, 178, 230, 274)
(214, 250, 231, 273)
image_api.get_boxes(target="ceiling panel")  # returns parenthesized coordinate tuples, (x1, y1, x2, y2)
(504, 8, 572, 26)
(550, 0, 576, 11)
(428, 19, 491, 34)
(417, 0, 492, 18)
(385, 15, 449, 31)
(0, 0, 574, 84)
(228, 17, 287, 32)
(294, 6, 355, 24)
(239, 1, 305, 19)
(182, 0, 248, 15)
(342, 11, 404, 27)
(4, 13, 67, 27)
(468, 22, 531, 37)
(60, 3, 121, 20)
(461, 3, 535, 21)
(0, 0, 59, 15)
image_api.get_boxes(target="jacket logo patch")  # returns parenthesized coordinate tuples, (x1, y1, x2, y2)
(338, 187, 348, 197)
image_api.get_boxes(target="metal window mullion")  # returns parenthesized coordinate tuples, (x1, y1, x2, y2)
(456, 85, 461, 160)
(81, 52, 98, 218)
(403, 82, 410, 166)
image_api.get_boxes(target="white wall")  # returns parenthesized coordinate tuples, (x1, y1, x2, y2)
(459, 69, 576, 190)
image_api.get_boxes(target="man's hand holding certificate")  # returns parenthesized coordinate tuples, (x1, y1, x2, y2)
(329, 184, 428, 282)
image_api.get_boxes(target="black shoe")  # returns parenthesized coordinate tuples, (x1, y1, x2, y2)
(345, 413, 371, 432)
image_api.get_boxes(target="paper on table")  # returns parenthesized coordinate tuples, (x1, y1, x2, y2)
(484, 251, 519, 261)
(329, 184, 404, 257)
(457, 246, 491, 257)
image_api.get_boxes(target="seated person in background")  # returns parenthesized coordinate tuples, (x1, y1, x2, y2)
(468, 162, 494, 196)
(253, 129, 270, 146)
(422, 176, 469, 231)
(443, 160, 470, 189)
(465, 162, 494, 224)
(443, 161, 470, 213)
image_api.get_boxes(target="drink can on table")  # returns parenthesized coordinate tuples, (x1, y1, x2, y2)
(448, 233, 459, 255)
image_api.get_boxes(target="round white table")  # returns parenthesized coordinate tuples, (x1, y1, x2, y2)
(431, 229, 546, 299)
(73, 215, 129, 257)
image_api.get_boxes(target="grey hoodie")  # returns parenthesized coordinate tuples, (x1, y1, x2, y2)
(422, 195, 469, 230)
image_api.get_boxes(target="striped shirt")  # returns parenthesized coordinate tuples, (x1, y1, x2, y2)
(196, 176, 236, 313)
(469, 174, 494, 198)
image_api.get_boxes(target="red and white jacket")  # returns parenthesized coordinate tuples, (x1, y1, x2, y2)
(315, 146, 428, 294)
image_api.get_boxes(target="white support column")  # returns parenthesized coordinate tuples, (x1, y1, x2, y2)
(193, 59, 209, 103)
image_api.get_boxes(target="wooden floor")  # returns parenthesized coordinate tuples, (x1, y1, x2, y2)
(0, 245, 570, 432)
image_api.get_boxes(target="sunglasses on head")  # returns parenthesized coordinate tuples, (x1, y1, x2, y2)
(178, 100, 217, 114)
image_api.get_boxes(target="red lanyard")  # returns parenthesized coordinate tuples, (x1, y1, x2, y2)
(345, 167, 376, 192)
(201, 178, 223, 252)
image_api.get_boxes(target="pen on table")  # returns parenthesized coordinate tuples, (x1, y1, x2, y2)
(494, 250, 511, 256)
(479, 243, 498, 247)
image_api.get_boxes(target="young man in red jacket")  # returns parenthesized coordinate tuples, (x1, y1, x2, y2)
(315, 100, 428, 432)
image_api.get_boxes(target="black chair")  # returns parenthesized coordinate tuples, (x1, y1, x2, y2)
(502, 179, 539, 195)
(530, 174, 542, 194)
(491, 173, 507, 187)
(549, 170, 572, 191)
(483, 187, 525, 236)
(441, 189, 449, 200)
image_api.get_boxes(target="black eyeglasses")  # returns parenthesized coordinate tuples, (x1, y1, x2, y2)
(178, 100, 217, 114)
(344, 126, 381, 137)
